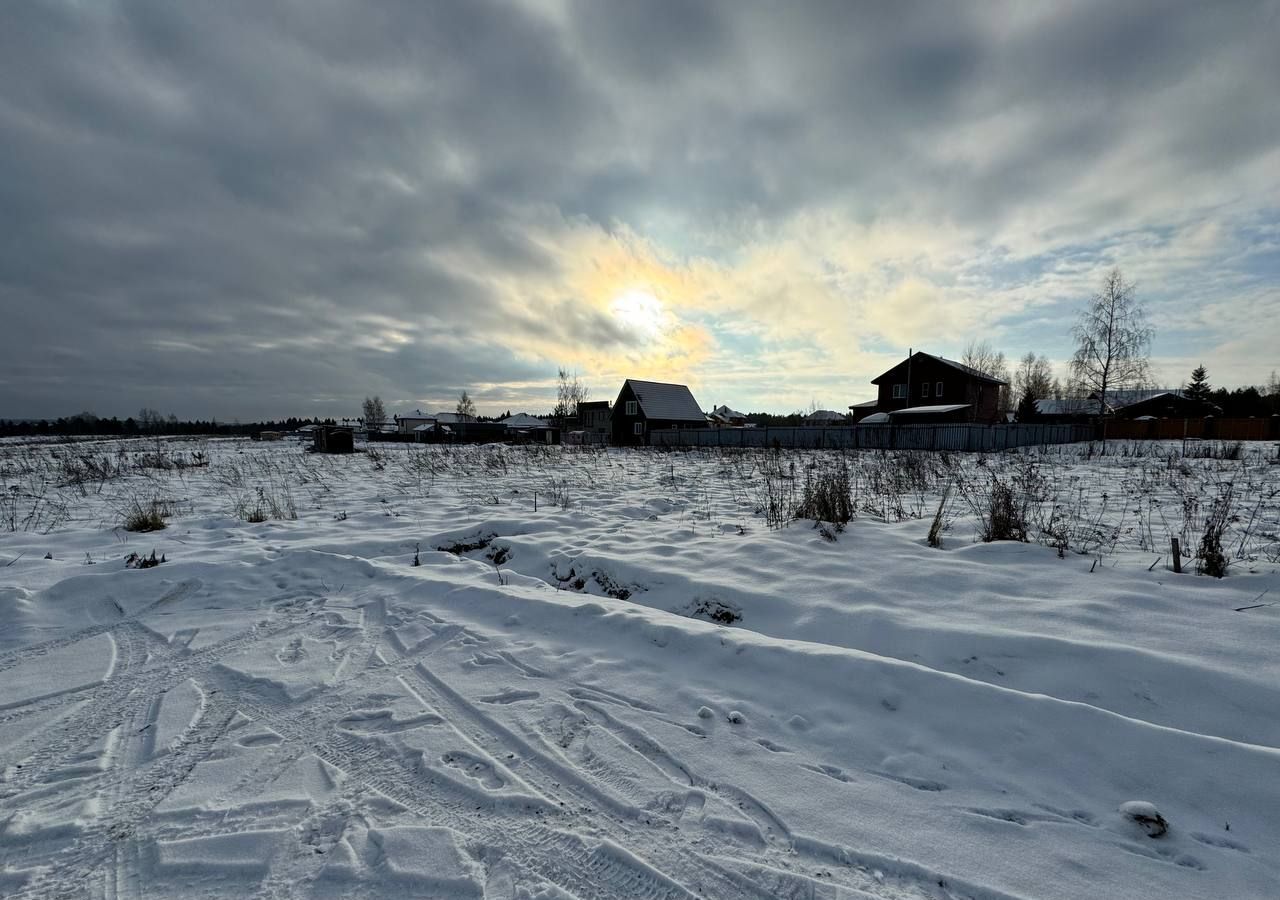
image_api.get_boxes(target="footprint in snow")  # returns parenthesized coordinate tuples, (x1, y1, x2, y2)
(442, 751, 505, 789)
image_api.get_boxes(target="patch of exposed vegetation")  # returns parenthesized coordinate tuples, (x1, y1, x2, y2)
(684, 597, 742, 625)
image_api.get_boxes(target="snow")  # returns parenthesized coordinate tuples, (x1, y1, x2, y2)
(1, 437, 1278, 899)
(890, 404, 970, 415)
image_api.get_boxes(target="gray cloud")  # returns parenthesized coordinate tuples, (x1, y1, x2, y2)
(1, 0, 1276, 419)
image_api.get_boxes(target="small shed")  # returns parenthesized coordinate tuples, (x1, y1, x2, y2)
(847, 399, 879, 423)
(312, 426, 354, 454)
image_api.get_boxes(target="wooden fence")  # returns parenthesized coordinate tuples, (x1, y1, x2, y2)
(1103, 417, 1279, 442)
(650, 423, 1098, 451)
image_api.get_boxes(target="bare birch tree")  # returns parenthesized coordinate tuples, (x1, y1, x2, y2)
(1069, 268, 1153, 414)
(961, 340, 1011, 413)
(361, 396, 386, 431)
(455, 390, 476, 420)
(553, 368, 589, 424)
(1012, 353, 1054, 404)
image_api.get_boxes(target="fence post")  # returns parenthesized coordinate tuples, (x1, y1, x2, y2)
(1171, 537, 1181, 573)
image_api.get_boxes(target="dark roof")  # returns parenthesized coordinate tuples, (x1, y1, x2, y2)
(1090, 388, 1183, 409)
(578, 400, 609, 411)
(871, 351, 1007, 385)
(1035, 398, 1104, 416)
(622, 379, 706, 421)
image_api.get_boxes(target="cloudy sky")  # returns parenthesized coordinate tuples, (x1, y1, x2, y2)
(2, 0, 1278, 420)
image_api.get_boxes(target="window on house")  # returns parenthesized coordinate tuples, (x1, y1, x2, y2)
(625, 401, 637, 415)
(921, 383, 930, 399)
(936, 381, 944, 398)
(633, 422, 644, 435)
(892, 384, 906, 399)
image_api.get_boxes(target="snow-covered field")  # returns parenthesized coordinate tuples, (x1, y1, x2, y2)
(2, 437, 1278, 899)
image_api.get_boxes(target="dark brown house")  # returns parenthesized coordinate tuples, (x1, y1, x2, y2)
(611, 379, 708, 446)
(1097, 389, 1218, 420)
(577, 400, 611, 434)
(870, 351, 1006, 424)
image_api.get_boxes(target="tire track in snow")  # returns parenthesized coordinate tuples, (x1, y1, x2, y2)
(0, 601, 317, 795)
(0, 580, 201, 677)
(7, 690, 240, 900)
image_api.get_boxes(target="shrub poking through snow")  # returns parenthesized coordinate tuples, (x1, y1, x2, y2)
(927, 483, 952, 548)
(552, 563, 635, 600)
(1119, 801, 1169, 838)
(122, 498, 167, 532)
(684, 597, 742, 625)
(1196, 486, 1233, 577)
(958, 474, 1031, 543)
(795, 457, 852, 526)
(983, 480, 1027, 542)
(234, 486, 296, 523)
(124, 549, 164, 569)
(437, 533, 495, 555)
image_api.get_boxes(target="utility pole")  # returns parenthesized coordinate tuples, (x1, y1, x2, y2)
(905, 348, 913, 410)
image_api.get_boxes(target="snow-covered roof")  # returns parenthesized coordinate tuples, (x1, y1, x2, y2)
(623, 379, 706, 422)
(804, 409, 846, 422)
(1094, 389, 1184, 409)
(431, 412, 477, 424)
(412, 423, 436, 432)
(500, 413, 548, 428)
(890, 404, 970, 415)
(1035, 398, 1103, 416)
(396, 410, 436, 422)
(848, 399, 878, 410)
(857, 412, 891, 424)
(710, 404, 745, 419)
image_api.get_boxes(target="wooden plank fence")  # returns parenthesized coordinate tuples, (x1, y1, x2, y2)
(1103, 417, 1279, 442)
(650, 423, 1098, 451)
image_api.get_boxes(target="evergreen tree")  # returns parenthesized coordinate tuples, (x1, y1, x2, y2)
(1015, 386, 1039, 422)
(1184, 365, 1211, 402)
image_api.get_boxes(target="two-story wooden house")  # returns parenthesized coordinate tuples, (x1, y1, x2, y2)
(869, 351, 1006, 424)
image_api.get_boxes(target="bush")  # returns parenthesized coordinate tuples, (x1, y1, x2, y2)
(795, 459, 852, 525)
(1196, 487, 1233, 577)
(981, 480, 1027, 542)
(927, 484, 951, 548)
(234, 486, 296, 523)
(123, 498, 167, 532)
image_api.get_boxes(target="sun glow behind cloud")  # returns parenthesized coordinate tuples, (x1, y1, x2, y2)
(609, 288, 666, 340)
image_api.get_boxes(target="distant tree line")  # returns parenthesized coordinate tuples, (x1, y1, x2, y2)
(0, 410, 337, 438)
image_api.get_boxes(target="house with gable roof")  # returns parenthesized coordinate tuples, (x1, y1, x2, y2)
(611, 379, 709, 446)
(867, 350, 1007, 424)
